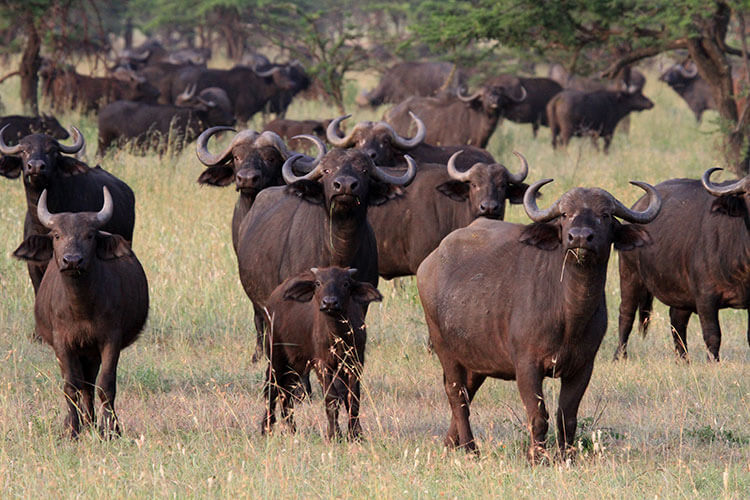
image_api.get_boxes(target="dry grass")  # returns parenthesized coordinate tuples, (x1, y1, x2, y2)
(0, 62, 748, 499)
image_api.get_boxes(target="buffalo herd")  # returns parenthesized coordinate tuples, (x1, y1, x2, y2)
(1, 48, 748, 462)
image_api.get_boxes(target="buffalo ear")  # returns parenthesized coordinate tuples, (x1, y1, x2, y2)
(368, 182, 404, 206)
(519, 222, 561, 250)
(613, 222, 652, 251)
(283, 279, 316, 302)
(13, 235, 53, 262)
(197, 165, 235, 186)
(0, 156, 22, 179)
(285, 180, 324, 205)
(711, 195, 746, 218)
(58, 157, 90, 176)
(507, 182, 529, 204)
(96, 232, 133, 260)
(436, 180, 469, 202)
(352, 281, 383, 305)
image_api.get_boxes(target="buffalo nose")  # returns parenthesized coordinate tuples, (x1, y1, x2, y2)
(332, 176, 358, 193)
(320, 296, 340, 311)
(567, 227, 595, 246)
(366, 149, 377, 160)
(61, 254, 83, 268)
(479, 200, 500, 214)
(27, 159, 45, 173)
(237, 170, 260, 185)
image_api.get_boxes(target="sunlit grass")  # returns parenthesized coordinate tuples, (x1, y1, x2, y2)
(0, 61, 748, 498)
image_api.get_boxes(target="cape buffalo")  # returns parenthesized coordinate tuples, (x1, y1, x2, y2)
(262, 266, 382, 438)
(384, 80, 527, 147)
(659, 62, 716, 122)
(615, 169, 750, 361)
(482, 75, 562, 137)
(13, 187, 148, 438)
(195, 127, 323, 253)
(368, 150, 530, 278)
(417, 178, 661, 461)
(547, 89, 654, 153)
(237, 145, 416, 362)
(97, 86, 235, 155)
(327, 113, 495, 168)
(0, 127, 135, 295)
(356, 61, 467, 107)
(0, 114, 68, 144)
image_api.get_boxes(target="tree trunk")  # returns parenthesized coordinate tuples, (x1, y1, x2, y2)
(124, 18, 133, 49)
(20, 17, 41, 115)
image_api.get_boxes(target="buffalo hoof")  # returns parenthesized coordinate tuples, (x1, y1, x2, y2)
(527, 444, 551, 466)
(612, 346, 628, 361)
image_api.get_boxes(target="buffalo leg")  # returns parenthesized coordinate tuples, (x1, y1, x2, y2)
(251, 305, 267, 363)
(278, 371, 297, 433)
(96, 342, 121, 438)
(343, 363, 364, 440)
(516, 364, 549, 464)
(261, 362, 279, 434)
(321, 367, 342, 440)
(80, 355, 100, 428)
(696, 302, 721, 361)
(57, 348, 85, 438)
(602, 134, 613, 154)
(746, 309, 749, 348)
(444, 371, 485, 449)
(615, 257, 649, 360)
(669, 307, 692, 359)
(556, 362, 594, 459)
(442, 363, 482, 452)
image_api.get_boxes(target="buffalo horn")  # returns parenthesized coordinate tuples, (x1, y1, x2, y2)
(678, 62, 699, 78)
(446, 151, 474, 181)
(523, 178, 560, 222)
(326, 115, 354, 147)
(347, 268, 358, 277)
(0, 125, 23, 155)
(507, 151, 529, 184)
(36, 189, 54, 228)
(288, 134, 326, 170)
(58, 126, 84, 154)
(387, 111, 426, 149)
(701, 167, 748, 196)
(611, 181, 662, 224)
(457, 87, 482, 102)
(282, 153, 324, 184)
(254, 66, 280, 78)
(372, 155, 417, 186)
(195, 126, 240, 166)
(96, 186, 114, 227)
(508, 85, 528, 102)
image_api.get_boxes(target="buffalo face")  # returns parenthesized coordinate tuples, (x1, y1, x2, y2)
(0, 127, 86, 187)
(283, 267, 382, 316)
(702, 168, 750, 220)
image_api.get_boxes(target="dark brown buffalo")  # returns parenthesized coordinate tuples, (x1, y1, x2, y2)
(549, 63, 646, 93)
(0, 114, 68, 144)
(195, 127, 323, 253)
(97, 86, 235, 155)
(356, 61, 467, 107)
(171, 65, 296, 121)
(41, 65, 160, 114)
(238, 146, 416, 362)
(369, 150, 529, 278)
(417, 178, 661, 461)
(255, 60, 310, 117)
(0, 128, 135, 295)
(384, 80, 527, 147)
(262, 266, 382, 438)
(263, 118, 332, 151)
(659, 62, 716, 122)
(327, 113, 495, 168)
(13, 188, 148, 438)
(615, 169, 750, 361)
(483, 76, 562, 137)
(547, 89, 654, 153)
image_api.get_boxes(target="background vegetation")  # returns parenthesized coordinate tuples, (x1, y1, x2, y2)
(0, 48, 748, 497)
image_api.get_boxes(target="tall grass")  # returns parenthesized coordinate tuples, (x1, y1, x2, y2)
(0, 63, 748, 499)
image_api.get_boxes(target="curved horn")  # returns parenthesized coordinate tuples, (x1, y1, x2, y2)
(282, 154, 325, 184)
(701, 167, 747, 196)
(37, 189, 54, 228)
(195, 126, 238, 166)
(446, 150, 474, 181)
(523, 178, 560, 222)
(58, 126, 84, 154)
(347, 268, 358, 277)
(0, 125, 24, 155)
(457, 87, 482, 102)
(386, 111, 425, 149)
(326, 114, 354, 147)
(176, 84, 196, 105)
(288, 134, 326, 170)
(96, 186, 114, 227)
(507, 151, 529, 184)
(254, 66, 279, 78)
(611, 181, 662, 224)
(131, 49, 151, 62)
(372, 154, 417, 186)
(508, 84, 527, 102)
(678, 62, 698, 78)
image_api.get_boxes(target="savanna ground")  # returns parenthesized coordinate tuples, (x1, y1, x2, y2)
(0, 55, 748, 499)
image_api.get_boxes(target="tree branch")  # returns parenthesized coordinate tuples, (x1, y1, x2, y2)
(598, 40, 687, 79)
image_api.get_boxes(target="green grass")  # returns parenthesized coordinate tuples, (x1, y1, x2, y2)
(0, 62, 749, 499)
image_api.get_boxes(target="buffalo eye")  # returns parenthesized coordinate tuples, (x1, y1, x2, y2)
(561, 212, 568, 219)
(342, 280, 350, 289)
(314, 280, 321, 287)
(54, 233, 60, 240)
(323, 169, 331, 175)
(86, 231, 95, 240)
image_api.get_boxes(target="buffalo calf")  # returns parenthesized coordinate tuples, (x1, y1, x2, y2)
(14, 187, 149, 438)
(262, 266, 382, 439)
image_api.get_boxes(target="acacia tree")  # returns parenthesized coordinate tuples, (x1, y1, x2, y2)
(414, 0, 750, 176)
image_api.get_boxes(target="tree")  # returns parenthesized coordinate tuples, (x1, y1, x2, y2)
(413, 0, 750, 176)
